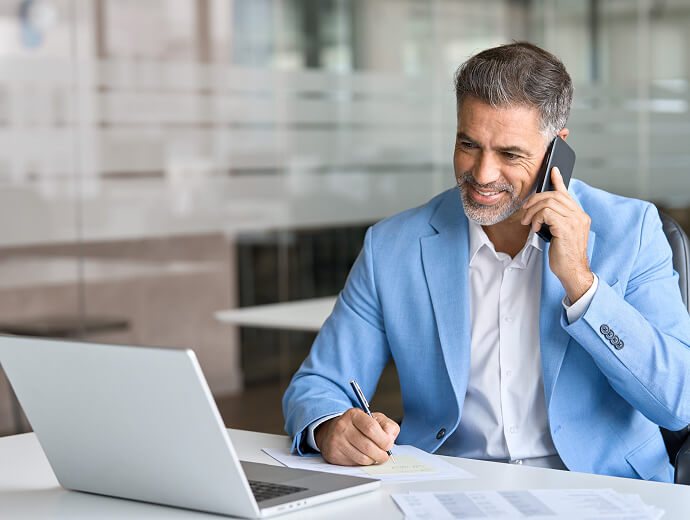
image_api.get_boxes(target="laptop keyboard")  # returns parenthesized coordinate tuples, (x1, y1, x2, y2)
(248, 480, 307, 502)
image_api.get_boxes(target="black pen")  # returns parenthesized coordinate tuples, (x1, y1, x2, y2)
(349, 379, 396, 463)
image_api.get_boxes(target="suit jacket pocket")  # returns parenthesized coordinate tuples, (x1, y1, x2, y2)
(624, 431, 673, 481)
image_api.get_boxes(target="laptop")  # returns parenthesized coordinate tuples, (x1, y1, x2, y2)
(0, 336, 379, 518)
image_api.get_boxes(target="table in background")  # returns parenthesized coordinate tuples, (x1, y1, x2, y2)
(214, 297, 337, 332)
(215, 297, 337, 385)
(2, 429, 690, 519)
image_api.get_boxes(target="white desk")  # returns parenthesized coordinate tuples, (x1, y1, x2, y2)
(215, 297, 337, 332)
(2, 429, 689, 519)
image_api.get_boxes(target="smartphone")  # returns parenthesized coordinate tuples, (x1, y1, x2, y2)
(533, 136, 576, 242)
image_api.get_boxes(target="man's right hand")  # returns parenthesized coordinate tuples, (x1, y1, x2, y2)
(314, 408, 400, 466)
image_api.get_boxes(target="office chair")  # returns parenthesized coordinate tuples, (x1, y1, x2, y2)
(658, 212, 690, 484)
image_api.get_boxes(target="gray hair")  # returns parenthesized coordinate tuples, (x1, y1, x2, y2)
(454, 42, 573, 141)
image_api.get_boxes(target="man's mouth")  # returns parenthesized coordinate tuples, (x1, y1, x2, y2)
(469, 185, 505, 204)
(474, 188, 500, 196)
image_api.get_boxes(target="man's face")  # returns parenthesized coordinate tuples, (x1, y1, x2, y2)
(454, 96, 549, 226)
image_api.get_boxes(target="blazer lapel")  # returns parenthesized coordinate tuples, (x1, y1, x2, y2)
(540, 227, 597, 408)
(420, 190, 472, 406)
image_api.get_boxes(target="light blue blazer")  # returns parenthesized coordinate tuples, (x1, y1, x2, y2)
(283, 180, 690, 481)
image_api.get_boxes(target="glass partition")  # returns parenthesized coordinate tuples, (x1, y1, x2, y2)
(1, 0, 689, 435)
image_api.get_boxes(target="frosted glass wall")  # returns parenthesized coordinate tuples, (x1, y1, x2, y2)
(1, 0, 689, 435)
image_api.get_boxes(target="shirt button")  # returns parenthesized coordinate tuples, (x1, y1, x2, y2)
(505, 370, 512, 377)
(512, 459, 523, 465)
(436, 428, 446, 440)
(509, 426, 517, 434)
(504, 316, 513, 323)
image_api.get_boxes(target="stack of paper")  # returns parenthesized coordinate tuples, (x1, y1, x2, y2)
(392, 489, 664, 519)
(263, 444, 474, 482)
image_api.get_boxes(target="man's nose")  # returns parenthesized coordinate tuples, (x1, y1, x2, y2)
(472, 152, 500, 185)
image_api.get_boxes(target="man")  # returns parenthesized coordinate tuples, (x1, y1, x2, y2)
(282, 42, 690, 481)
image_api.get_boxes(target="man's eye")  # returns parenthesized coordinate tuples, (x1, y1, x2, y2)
(503, 152, 518, 160)
(460, 141, 475, 149)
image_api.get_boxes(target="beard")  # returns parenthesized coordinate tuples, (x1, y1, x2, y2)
(456, 172, 524, 225)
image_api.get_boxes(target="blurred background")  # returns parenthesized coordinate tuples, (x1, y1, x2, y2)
(1, 0, 689, 436)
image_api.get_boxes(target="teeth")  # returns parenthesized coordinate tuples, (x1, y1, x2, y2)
(476, 188, 499, 196)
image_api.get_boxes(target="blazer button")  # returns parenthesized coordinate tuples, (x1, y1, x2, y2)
(614, 338, 624, 350)
(600, 324, 610, 335)
(436, 428, 446, 440)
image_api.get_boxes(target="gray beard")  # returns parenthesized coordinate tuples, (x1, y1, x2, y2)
(456, 173, 523, 225)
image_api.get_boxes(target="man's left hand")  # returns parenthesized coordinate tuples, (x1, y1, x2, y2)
(521, 166, 594, 302)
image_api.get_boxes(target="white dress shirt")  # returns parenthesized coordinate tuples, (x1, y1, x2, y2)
(307, 220, 598, 466)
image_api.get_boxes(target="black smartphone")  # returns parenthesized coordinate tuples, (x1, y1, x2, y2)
(533, 136, 576, 242)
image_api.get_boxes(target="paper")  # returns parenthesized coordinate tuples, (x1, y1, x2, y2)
(360, 454, 436, 476)
(392, 489, 664, 520)
(262, 444, 474, 482)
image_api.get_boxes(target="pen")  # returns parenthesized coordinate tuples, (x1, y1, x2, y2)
(350, 379, 396, 463)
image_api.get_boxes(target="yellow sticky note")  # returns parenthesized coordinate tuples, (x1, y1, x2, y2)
(360, 454, 437, 476)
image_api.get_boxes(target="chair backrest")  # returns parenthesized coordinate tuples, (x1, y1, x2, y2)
(661, 212, 690, 312)
(658, 212, 690, 464)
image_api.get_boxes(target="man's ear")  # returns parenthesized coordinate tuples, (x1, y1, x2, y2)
(557, 127, 570, 141)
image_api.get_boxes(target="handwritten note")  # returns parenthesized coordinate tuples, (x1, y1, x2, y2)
(361, 454, 436, 476)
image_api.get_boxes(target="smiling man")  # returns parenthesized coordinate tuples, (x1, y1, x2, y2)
(283, 42, 690, 481)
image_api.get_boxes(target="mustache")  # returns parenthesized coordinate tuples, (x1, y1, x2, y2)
(458, 172, 514, 193)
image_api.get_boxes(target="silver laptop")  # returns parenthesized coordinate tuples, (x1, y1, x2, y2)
(0, 336, 379, 518)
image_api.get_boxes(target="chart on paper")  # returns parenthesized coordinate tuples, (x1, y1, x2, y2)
(391, 489, 664, 519)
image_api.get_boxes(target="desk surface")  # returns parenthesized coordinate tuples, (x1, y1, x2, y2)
(215, 297, 337, 332)
(2, 429, 689, 519)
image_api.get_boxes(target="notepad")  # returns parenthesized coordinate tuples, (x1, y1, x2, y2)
(262, 444, 474, 482)
(360, 454, 436, 476)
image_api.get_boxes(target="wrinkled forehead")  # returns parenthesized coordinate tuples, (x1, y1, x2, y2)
(457, 97, 549, 150)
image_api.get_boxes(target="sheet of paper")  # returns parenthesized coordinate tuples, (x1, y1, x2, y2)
(262, 444, 474, 482)
(392, 489, 664, 520)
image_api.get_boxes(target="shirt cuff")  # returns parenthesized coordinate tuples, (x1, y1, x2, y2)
(562, 274, 599, 324)
(306, 413, 343, 452)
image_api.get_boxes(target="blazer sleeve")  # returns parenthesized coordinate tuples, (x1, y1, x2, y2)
(562, 204, 690, 431)
(282, 227, 392, 454)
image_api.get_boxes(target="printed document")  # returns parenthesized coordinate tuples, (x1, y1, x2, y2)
(392, 489, 664, 519)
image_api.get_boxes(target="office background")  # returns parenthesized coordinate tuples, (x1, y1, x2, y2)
(1, 0, 689, 436)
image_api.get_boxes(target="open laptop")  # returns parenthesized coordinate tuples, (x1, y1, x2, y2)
(0, 336, 379, 518)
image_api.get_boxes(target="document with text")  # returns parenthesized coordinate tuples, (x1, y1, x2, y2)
(262, 444, 474, 482)
(392, 489, 664, 519)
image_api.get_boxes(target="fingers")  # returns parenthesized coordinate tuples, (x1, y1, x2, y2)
(523, 185, 575, 213)
(352, 410, 396, 452)
(330, 439, 378, 466)
(347, 432, 390, 465)
(521, 197, 572, 233)
(319, 408, 396, 466)
(550, 166, 568, 193)
(522, 168, 579, 233)
(374, 412, 400, 447)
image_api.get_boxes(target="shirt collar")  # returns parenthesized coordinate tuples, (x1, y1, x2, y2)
(468, 219, 543, 267)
